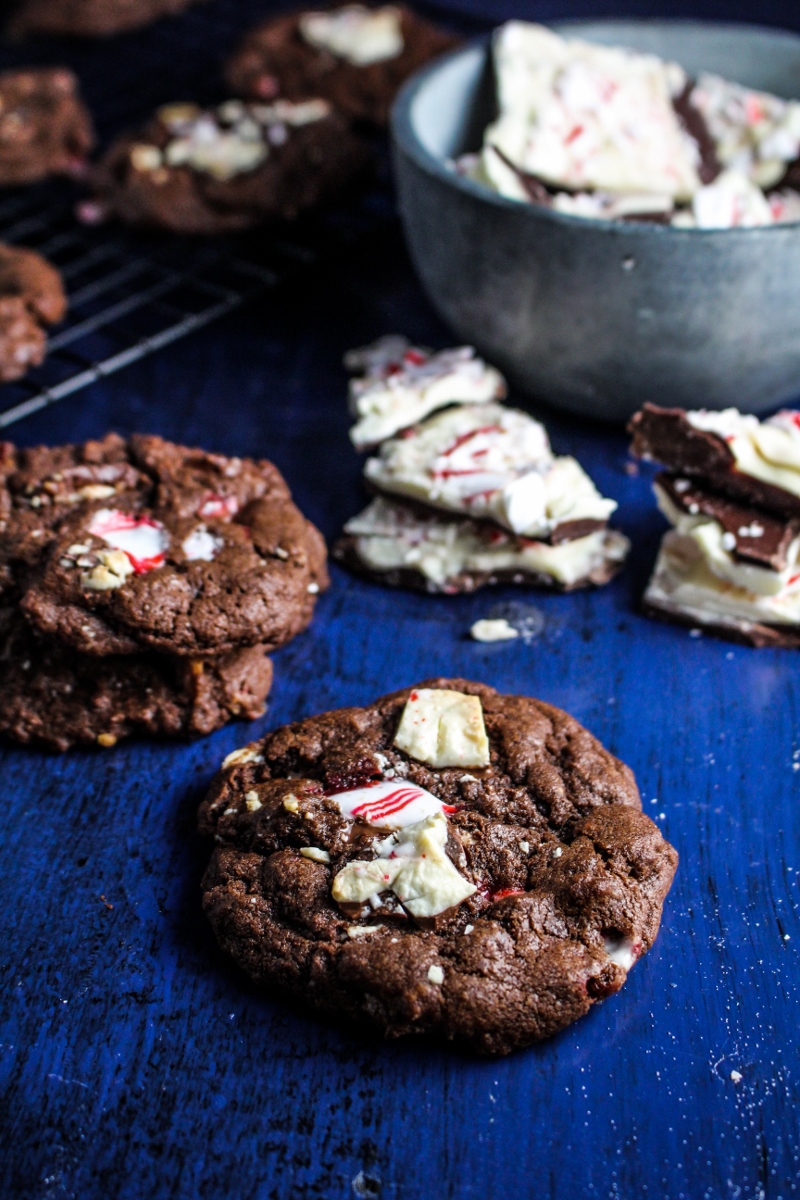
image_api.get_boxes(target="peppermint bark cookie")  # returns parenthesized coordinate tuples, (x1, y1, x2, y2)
(199, 680, 677, 1055)
(8, 0, 201, 38)
(20, 445, 328, 657)
(224, 5, 460, 127)
(345, 337, 506, 451)
(629, 403, 800, 518)
(335, 496, 630, 593)
(0, 68, 94, 186)
(90, 100, 371, 234)
(0, 244, 67, 383)
(0, 613, 273, 752)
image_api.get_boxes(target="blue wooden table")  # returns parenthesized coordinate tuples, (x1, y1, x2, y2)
(1, 3, 799, 1197)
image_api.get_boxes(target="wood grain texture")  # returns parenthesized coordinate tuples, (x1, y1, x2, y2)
(1, 3, 799, 1198)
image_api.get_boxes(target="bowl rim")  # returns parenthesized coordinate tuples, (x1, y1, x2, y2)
(390, 17, 800, 238)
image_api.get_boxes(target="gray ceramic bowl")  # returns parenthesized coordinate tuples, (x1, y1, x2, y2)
(391, 20, 800, 421)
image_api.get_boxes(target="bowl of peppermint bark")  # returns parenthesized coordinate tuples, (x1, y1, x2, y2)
(391, 20, 800, 421)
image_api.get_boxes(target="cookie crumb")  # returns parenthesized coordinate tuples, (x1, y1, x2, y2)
(427, 964, 444, 985)
(96, 732, 117, 747)
(470, 617, 519, 643)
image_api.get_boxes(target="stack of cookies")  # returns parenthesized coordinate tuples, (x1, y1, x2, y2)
(630, 403, 800, 647)
(334, 336, 629, 593)
(0, 433, 327, 750)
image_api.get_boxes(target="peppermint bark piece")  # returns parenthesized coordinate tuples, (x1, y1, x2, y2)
(629, 403, 800, 518)
(363, 403, 617, 540)
(199, 679, 677, 1055)
(642, 473, 800, 647)
(345, 337, 506, 450)
(224, 5, 460, 127)
(334, 496, 629, 593)
(90, 99, 371, 233)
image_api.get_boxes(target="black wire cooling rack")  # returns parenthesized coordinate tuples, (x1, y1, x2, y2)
(0, 177, 393, 430)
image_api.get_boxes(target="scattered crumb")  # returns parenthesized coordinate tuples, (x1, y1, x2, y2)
(96, 732, 117, 748)
(689, 628, 702, 638)
(470, 617, 519, 643)
(99, 895, 113, 910)
(624, 459, 639, 475)
(730, 1069, 742, 1083)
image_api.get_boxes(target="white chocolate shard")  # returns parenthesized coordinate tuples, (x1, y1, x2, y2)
(328, 778, 451, 829)
(488, 22, 700, 200)
(346, 338, 506, 449)
(332, 811, 477, 918)
(690, 72, 800, 184)
(685, 407, 800, 499)
(299, 6, 404, 66)
(222, 745, 264, 769)
(342, 496, 630, 591)
(363, 407, 616, 537)
(87, 508, 168, 573)
(394, 688, 490, 769)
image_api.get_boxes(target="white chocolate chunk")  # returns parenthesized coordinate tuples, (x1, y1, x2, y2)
(427, 964, 445, 985)
(245, 791, 262, 812)
(332, 812, 476, 918)
(300, 847, 331, 863)
(328, 778, 450, 829)
(345, 338, 506, 449)
(347, 924, 384, 937)
(394, 688, 490, 769)
(299, 5, 403, 66)
(488, 22, 699, 200)
(604, 934, 638, 970)
(75, 484, 117, 501)
(470, 618, 519, 642)
(222, 745, 263, 769)
(181, 525, 224, 562)
(343, 496, 630, 590)
(81, 549, 134, 591)
(87, 508, 168, 572)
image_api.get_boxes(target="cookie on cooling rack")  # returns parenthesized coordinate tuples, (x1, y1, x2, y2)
(0, 611, 273, 751)
(8, 0, 201, 38)
(0, 68, 94, 186)
(199, 679, 678, 1055)
(224, 4, 460, 126)
(0, 243, 67, 384)
(17, 433, 328, 657)
(90, 98, 371, 233)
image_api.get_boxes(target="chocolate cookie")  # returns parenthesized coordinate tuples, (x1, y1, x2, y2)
(91, 99, 371, 234)
(8, 0, 201, 38)
(0, 68, 94, 186)
(0, 243, 67, 383)
(0, 612, 273, 751)
(224, 5, 460, 126)
(199, 679, 677, 1055)
(17, 433, 328, 657)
